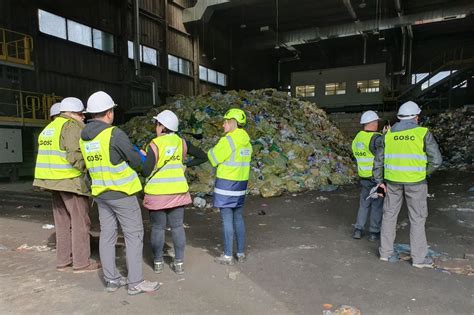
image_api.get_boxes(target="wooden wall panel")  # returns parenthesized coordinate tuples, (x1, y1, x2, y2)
(168, 3, 187, 33)
(142, 0, 164, 17)
(168, 73, 193, 96)
(168, 29, 193, 60)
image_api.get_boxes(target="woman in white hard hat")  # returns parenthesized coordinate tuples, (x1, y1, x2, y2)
(141, 109, 207, 275)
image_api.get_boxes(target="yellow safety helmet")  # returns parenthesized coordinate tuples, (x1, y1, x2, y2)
(224, 108, 246, 126)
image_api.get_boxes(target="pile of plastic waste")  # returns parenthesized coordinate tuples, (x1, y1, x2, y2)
(423, 106, 473, 170)
(122, 89, 356, 197)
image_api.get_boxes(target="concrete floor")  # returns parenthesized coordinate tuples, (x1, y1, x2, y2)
(0, 170, 472, 314)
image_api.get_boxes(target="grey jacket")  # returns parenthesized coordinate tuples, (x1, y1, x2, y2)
(373, 119, 442, 185)
(81, 119, 142, 200)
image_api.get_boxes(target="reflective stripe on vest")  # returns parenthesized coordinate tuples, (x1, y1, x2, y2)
(212, 133, 252, 182)
(80, 127, 142, 196)
(384, 127, 428, 183)
(144, 134, 189, 195)
(34, 117, 82, 180)
(351, 131, 379, 178)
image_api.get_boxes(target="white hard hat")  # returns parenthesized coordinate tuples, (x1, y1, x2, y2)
(86, 91, 116, 113)
(397, 101, 421, 120)
(153, 110, 179, 132)
(60, 97, 84, 113)
(49, 102, 61, 117)
(360, 110, 380, 124)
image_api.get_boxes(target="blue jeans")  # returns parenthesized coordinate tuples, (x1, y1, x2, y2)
(219, 207, 245, 256)
(149, 207, 185, 262)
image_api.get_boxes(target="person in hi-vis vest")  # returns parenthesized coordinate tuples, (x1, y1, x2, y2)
(208, 108, 252, 265)
(34, 97, 100, 273)
(374, 101, 442, 269)
(351, 111, 384, 241)
(141, 110, 206, 275)
(80, 91, 159, 295)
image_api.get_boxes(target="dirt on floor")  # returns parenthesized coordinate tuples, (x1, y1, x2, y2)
(0, 170, 473, 315)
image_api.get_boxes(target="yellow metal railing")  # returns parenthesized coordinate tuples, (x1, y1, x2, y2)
(0, 87, 61, 126)
(0, 27, 34, 67)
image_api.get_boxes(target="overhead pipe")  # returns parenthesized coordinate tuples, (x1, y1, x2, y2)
(281, 4, 473, 46)
(133, 0, 158, 106)
(363, 35, 367, 64)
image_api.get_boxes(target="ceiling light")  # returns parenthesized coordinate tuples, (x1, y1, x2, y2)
(240, 24, 247, 29)
(359, 0, 366, 8)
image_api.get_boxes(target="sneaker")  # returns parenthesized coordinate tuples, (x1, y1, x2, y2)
(215, 254, 234, 265)
(170, 260, 185, 275)
(235, 253, 247, 263)
(73, 261, 102, 274)
(106, 276, 127, 293)
(412, 257, 434, 269)
(127, 280, 161, 296)
(352, 229, 362, 239)
(154, 261, 164, 274)
(379, 253, 400, 263)
(368, 232, 380, 242)
(56, 263, 72, 272)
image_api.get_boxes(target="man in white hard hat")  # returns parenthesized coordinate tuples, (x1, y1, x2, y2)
(80, 91, 159, 295)
(34, 97, 100, 273)
(373, 101, 442, 268)
(351, 110, 384, 241)
(49, 102, 61, 119)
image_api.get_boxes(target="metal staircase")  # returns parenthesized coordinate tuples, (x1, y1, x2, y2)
(394, 46, 474, 109)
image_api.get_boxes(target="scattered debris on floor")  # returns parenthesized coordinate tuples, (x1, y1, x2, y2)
(193, 197, 207, 208)
(434, 257, 473, 276)
(396, 219, 409, 230)
(122, 89, 356, 198)
(41, 224, 55, 230)
(322, 304, 361, 315)
(16, 243, 52, 252)
(228, 271, 240, 280)
(0, 244, 8, 251)
(393, 243, 473, 275)
(423, 107, 473, 170)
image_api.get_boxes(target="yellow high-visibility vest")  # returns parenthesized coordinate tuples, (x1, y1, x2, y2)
(384, 127, 428, 183)
(80, 127, 142, 196)
(35, 117, 82, 180)
(144, 134, 189, 195)
(352, 131, 380, 178)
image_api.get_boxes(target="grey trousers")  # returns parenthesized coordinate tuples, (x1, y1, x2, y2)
(379, 183, 429, 264)
(354, 179, 383, 233)
(96, 196, 144, 288)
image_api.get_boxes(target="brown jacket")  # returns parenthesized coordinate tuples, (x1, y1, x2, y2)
(33, 114, 90, 196)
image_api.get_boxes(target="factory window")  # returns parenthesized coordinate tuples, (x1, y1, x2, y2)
(168, 55, 191, 76)
(38, 9, 67, 39)
(93, 30, 114, 53)
(38, 9, 115, 53)
(421, 70, 452, 90)
(295, 85, 315, 97)
(67, 20, 92, 47)
(357, 79, 380, 93)
(199, 65, 207, 80)
(128, 41, 159, 66)
(179, 58, 191, 76)
(325, 82, 346, 95)
(411, 73, 429, 84)
(142, 46, 158, 66)
(199, 65, 227, 86)
(217, 72, 226, 86)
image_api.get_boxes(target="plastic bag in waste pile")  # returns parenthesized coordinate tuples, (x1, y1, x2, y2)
(423, 106, 473, 170)
(122, 89, 356, 197)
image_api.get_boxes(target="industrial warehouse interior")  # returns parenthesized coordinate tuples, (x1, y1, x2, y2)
(0, 0, 473, 314)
